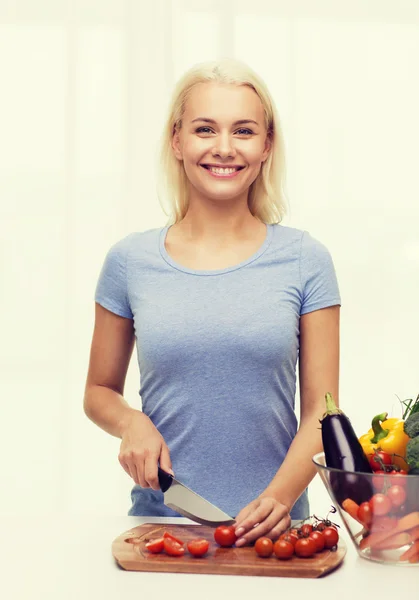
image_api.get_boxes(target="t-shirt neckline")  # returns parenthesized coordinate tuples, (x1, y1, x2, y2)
(159, 223, 274, 276)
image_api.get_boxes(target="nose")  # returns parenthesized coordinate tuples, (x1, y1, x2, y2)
(212, 132, 236, 159)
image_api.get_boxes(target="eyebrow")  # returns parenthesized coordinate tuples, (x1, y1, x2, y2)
(191, 118, 259, 126)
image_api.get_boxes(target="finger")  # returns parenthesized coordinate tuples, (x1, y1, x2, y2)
(144, 452, 160, 490)
(134, 457, 149, 488)
(234, 504, 256, 530)
(237, 506, 289, 546)
(118, 454, 139, 484)
(119, 458, 133, 479)
(265, 514, 292, 540)
(235, 500, 275, 538)
(159, 443, 174, 477)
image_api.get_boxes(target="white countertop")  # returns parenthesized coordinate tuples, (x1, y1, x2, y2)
(1, 514, 416, 600)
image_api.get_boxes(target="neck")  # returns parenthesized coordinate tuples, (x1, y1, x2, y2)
(177, 192, 262, 242)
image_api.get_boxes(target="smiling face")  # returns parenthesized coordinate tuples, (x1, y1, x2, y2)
(172, 82, 272, 207)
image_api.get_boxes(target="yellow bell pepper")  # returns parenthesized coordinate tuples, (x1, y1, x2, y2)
(359, 412, 410, 471)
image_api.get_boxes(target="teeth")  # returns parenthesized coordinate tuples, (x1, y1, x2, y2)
(207, 166, 239, 174)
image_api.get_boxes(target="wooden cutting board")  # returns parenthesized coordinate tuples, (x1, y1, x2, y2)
(112, 523, 347, 578)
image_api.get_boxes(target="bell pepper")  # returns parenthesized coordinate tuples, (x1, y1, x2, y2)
(359, 412, 410, 471)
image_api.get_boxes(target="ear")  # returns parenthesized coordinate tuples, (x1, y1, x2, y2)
(261, 133, 272, 163)
(172, 128, 183, 161)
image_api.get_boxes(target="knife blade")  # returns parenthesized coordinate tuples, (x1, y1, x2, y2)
(158, 467, 235, 527)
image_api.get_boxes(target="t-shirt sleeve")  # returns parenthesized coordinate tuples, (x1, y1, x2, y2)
(94, 236, 133, 319)
(299, 231, 341, 315)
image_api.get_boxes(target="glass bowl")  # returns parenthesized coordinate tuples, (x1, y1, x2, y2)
(312, 451, 419, 565)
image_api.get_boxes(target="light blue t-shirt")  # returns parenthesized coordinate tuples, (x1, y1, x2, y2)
(95, 223, 341, 519)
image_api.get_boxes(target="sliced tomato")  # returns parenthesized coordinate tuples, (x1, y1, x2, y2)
(187, 538, 209, 557)
(163, 531, 184, 546)
(145, 537, 164, 554)
(163, 537, 185, 557)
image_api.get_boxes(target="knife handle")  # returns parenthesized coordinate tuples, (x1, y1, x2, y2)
(158, 466, 173, 493)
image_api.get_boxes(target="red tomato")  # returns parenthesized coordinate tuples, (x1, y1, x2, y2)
(254, 537, 273, 558)
(372, 471, 387, 492)
(388, 470, 408, 487)
(289, 528, 300, 537)
(357, 501, 374, 526)
(214, 525, 237, 547)
(300, 524, 313, 537)
(279, 532, 299, 546)
(273, 540, 294, 560)
(369, 493, 392, 516)
(386, 484, 407, 508)
(322, 527, 339, 549)
(294, 538, 317, 558)
(163, 537, 185, 557)
(368, 451, 392, 471)
(163, 531, 184, 546)
(145, 537, 164, 554)
(187, 539, 209, 557)
(308, 531, 325, 552)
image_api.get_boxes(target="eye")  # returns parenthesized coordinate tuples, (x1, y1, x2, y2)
(236, 128, 253, 135)
(196, 127, 214, 134)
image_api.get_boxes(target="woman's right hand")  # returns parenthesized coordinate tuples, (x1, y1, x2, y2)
(118, 411, 174, 490)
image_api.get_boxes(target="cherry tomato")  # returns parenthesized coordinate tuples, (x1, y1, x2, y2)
(322, 527, 339, 549)
(314, 522, 326, 532)
(368, 451, 392, 472)
(279, 532, 299, 546)
(388, 470, 408, 487)
(273, 540, 294, 560)
(386, 484, 407, 508)
(357, 501, 374, 527)
(289, 528, 300, 537)
(254, 537, 273, 558)
(294, 538, 317, 558)
(369, 493, 392, 516)
(187, 538, 209, 557)
(214, 525, 237, 547)
(163, 537, 185, 557)
(163, 531, 184, 546)
(300, 524, 313, 537)
(308, 531, 325, 552)
(145, 537, 164, 554)
(372, 471, 387, 492)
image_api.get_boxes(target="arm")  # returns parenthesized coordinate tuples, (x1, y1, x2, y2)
(234, 304, 340, 545)
(84, 303, 173, 488)
(83, 303, 137, 438)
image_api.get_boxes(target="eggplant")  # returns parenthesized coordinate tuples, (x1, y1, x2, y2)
(320, 392, 373, 505)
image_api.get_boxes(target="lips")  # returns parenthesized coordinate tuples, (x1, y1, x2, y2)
(201, 165, 245, 170)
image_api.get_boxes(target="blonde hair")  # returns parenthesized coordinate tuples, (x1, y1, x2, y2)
(157, 58, 288, 224)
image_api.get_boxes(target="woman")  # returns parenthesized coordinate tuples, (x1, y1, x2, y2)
(84, 58, 340, 547)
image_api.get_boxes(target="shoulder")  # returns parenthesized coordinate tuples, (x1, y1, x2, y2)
(105, 227, 164, 261)
(272, 223, 327, 252)
(271, 224, 333, 259)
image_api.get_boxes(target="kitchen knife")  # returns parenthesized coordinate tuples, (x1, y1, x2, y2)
(158, 467, 235, 527)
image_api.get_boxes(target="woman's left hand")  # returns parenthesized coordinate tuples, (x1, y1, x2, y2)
(233, 497, 291, 547)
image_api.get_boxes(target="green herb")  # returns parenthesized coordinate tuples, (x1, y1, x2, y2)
(399, 392, 419, 420)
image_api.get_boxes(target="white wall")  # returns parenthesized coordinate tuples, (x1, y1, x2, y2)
(1, 0, 418, 517)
